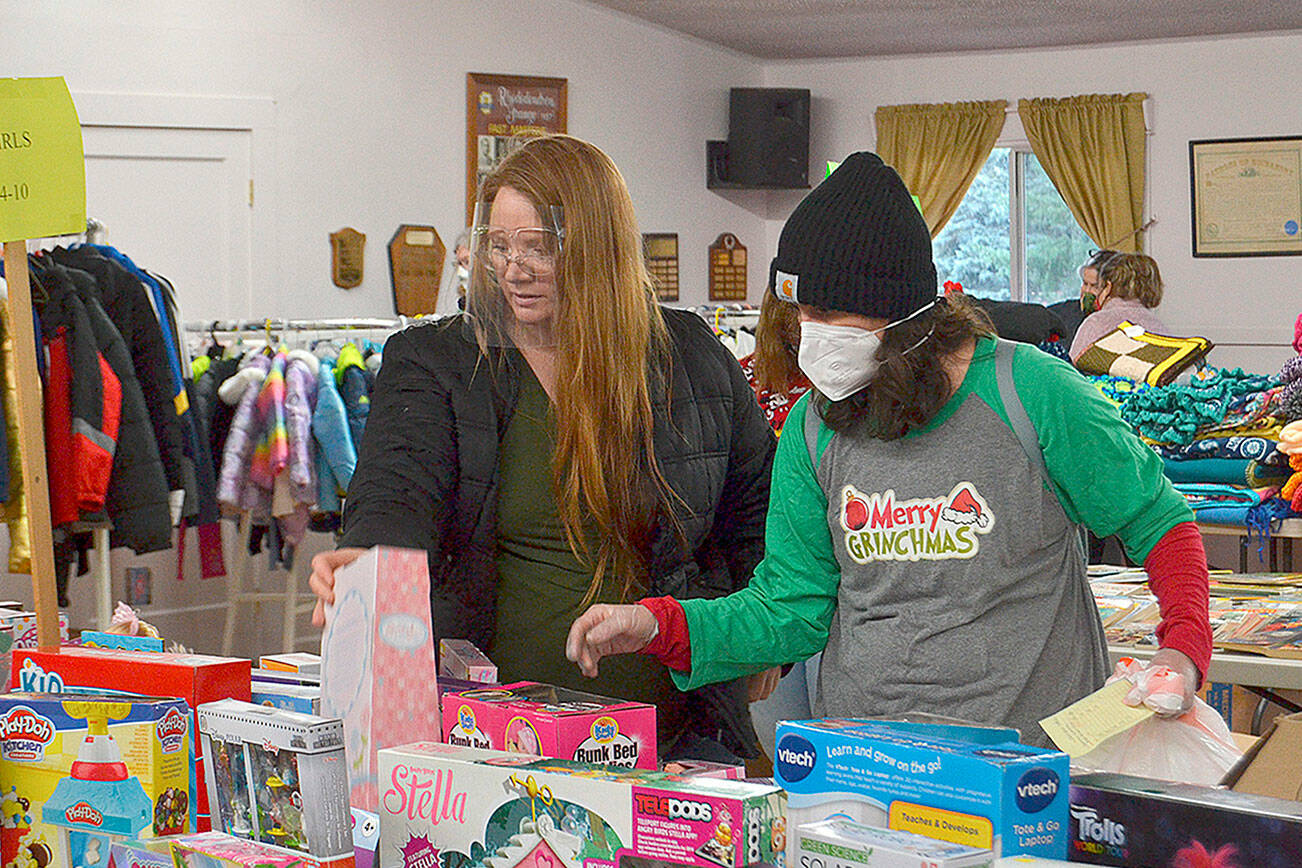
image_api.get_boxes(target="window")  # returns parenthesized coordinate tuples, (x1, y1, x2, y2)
(932, 147, 1094, 304)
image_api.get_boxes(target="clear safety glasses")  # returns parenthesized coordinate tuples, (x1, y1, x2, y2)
(472, 226, 561, 278)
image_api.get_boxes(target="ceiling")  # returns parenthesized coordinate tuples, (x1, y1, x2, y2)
(580, 0, 1302, 59)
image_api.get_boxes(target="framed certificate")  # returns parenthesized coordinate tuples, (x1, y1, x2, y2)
(466, 72, 567, 225)
(1190, 136, 1302, 257)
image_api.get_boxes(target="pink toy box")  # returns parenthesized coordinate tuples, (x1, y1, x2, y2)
(437, 640, 497, 684)
(165, 830, 354, 868)
(378, 743, 785, 868)
(320, 547, 439, 812)
(442, 682, 656, 769)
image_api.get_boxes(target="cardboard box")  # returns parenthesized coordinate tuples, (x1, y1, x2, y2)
(442, 681, 656, 768)
(773, 720, 1069, 861)
(1068, 770, 1302, 866)
(437, 639, 497, 683)
(797, 817, 995, 868)
(167, 830, 354, 868)
(196, 699, 351, 861)
(1221, 710, 1302, 800)
(377, 742, 785, 868)
(349, 809, 378, 868)
(78, 632, 165, 653)
(252, 668, 320, 687)
(0, 693, 191, 868)
(108, 836, 176, 868)
(0, 610, 69, 650)
(260, 653, 321, 676)
(11, 647, 251, 832)
(661, 758, 746, 780)
(320, 547, 440, 812)
(250, 683, 321, 715)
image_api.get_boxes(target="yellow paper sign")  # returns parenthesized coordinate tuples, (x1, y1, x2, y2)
(0, 77, 86, 242)
(1039, 679, 1155, 758)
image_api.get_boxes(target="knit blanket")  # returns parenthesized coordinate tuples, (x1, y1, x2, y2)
(1120, 367, 1279, 447)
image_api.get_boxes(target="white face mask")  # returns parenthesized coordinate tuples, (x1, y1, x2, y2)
(797, 302, 937, 402)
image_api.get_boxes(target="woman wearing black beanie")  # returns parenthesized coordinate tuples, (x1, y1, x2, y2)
(568, 152, 1211, 749)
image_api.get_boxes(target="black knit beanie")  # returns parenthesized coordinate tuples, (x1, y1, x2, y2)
(769, 152, 936, 321)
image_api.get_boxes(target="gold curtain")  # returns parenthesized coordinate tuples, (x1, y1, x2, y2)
(1018, 92, 1148, 252)
(874, 100, 1007, 237)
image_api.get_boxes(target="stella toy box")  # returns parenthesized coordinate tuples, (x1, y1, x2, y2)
(196, 699, 351, 862)
(320, 546, 440, 812)
(165, 831, 354, 868)
(378, 743, 785, 868)
(11, 647, 252, 833)
(773, 720, 1068, 861)
(442, 682, 656, 769)
(0, 693, 190, 868)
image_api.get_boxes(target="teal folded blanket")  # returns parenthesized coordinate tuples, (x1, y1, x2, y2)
(1161, 457, 1253, 485)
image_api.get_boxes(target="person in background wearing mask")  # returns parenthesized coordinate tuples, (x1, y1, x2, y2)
(566, 152, 1212, 747)
(1069, 249, 1167, 362)
(436, 228, 473, 315)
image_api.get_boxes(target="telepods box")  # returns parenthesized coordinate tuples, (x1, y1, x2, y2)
(773, 720, 1069, 861)
(442, 682, 656, 769)
(320, 546, 440, 813)
(0, 693, 191, 868)
(1067, 770, 1302, 867)
(377, 742, 786, 868)
(196, 699, 352, 861)
(11, 646, 252, 833)
(797, 817, 995, 868)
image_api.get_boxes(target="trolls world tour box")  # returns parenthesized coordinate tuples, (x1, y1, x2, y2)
(378, 743, 785, 868)
(0, 693, 190, 868)
(442, 682, 655, 769)
(10, 647, 251, 833)
(773, 720, 1068, 862)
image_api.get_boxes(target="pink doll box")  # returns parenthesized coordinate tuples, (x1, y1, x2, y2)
(320, 547, 440, 813)
(377, 742, 786, 868)
(437, 640, 497, 684)
(168, 830, 355, 868)
(442, 682, 656, 769)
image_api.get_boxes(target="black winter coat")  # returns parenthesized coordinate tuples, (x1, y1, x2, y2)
(340, 308, 776, 757)
(33, 262, 172, 554)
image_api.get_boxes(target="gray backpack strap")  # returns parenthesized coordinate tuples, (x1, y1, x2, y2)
(804, 397, 823, 470)
(994, 339, 1049, 485)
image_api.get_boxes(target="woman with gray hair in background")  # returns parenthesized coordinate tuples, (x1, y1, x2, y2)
(1069, 249, 1167, 362)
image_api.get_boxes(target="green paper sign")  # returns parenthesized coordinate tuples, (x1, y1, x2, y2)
(0, 77, 86, 242)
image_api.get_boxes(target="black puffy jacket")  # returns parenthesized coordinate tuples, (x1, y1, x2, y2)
(341, 307, 775, 756)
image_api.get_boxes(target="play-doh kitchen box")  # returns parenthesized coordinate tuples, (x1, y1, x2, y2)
(441, 682, 655, 769)
(378, 743, 785, 868)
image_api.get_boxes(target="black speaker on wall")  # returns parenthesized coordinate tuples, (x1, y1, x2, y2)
(722, 87, 810, 188)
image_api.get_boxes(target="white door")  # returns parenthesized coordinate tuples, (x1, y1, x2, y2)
(81, 124, 254, 319)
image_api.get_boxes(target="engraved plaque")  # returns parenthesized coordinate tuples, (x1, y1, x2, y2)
(708, 232, 747, 301)
(330, 227, 365, 289)
(388, 224, 446, 315)
(643, 233, 679, 302)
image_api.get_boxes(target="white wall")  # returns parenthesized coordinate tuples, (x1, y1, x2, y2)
(763, 31, 1302, 372)
(0, 0, 766, 649)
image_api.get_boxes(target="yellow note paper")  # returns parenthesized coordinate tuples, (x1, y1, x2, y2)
(0, 77, 85, 242)
(1039, 679, 1154, 758)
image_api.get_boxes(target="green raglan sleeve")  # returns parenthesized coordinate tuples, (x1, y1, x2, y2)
(672, 394, 841, 691)
(1009, 344, 1193, 562)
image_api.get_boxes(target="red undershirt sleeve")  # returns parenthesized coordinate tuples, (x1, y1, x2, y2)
(1142, 521, 1213, 683)
(636, 596, 692, 672)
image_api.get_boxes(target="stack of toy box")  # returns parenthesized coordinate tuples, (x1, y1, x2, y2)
(196, 699, 352, 864)
(11, 646, 251, 832)
(0, 693, 190, 868)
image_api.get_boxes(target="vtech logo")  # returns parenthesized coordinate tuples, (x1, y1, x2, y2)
(1015, 767, 1060, 813)
(774, 733, 817, 783)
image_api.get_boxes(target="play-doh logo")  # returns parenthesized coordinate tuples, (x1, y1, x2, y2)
(65, 801, 104, 826)
(574, 717, 639, 766)
(445, 707, 490, 749)
(1014, 767, 1060, 813)
(156, 707, 187, 754)
(17, 660, 65, 694)
(0, 706, 55, 761)
(839, 482, 994, 564)
(774, 733, 817, 783)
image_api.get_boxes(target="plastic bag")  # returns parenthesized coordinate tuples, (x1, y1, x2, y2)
(1075, 659, 1242, 786)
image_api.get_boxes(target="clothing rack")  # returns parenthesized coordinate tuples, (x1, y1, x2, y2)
(183, 316, 416, 333)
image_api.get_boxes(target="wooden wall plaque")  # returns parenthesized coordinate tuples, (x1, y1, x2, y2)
(708, 232, 747, 301)
(643, 233, 679, 301)
(330, 227, 365, 289)
(388, 224, 445, 315)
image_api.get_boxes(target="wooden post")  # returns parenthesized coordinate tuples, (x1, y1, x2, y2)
(2, 240, 61, 648)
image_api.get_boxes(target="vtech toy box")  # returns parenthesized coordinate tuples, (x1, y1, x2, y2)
(378, 742, 785, 868)
(773, 720, 1068, 861)
(0, 693, 191, 868)
(442, 682, 656, 769)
